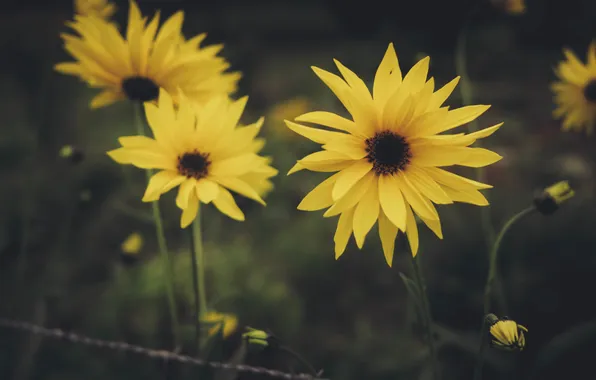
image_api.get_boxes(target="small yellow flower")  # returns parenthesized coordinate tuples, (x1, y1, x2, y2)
(242, 327, 271, 347)
(552, 42, 596, 134)
(56, 0, 240, 108)
(201, 311, 238, 339)
(491, 0, 526, 15)
(534, 181, 575, 215)
(121, 232, 143, 255)
(287, 43, 503, 266)
(74, 0, 116, 19)
(107, 89, 277, 228)
(486, 314, 528, 351)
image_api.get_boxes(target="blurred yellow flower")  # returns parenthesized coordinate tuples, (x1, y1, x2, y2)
(55, 0, 240, 109)
(74, 0, 116, 19)
(268, 97, 311, 140)
(552, 42, 596, 134)
(491, 0, 526, 15)
(121, 232, 143, 255)
(201, 311, 238, 339)
(487, 314, 528, 351)
(107, 89, 277, 228)
(287, 43, 503, 266)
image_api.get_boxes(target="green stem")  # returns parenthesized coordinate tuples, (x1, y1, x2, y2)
(472, 317, 489, 380)
(278, 345, 319, 377)
(483, 206, 536, 314)
(411, 254, 439, 380)
(191, 211, 208, 315)
(189, 216, 201, 353)
(133, 103, 180, 349)
(454, 3, 496, 246)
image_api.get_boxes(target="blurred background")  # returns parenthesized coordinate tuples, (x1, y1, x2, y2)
(1, 0, 596, 379)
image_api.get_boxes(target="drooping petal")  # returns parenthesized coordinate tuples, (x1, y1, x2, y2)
(212, 186, 245, 221)
(352, 178, 380, 248)
(324, 172, 374, 217)
(396, 173, 439, 221)
(378, 174, 407, 231)
(334, 206, 356, 259)
(378, 210, 399, 267)
(196, 179, 220, 203)
(176, 177, 196, 209)
(180, 193, 199, 228)
(142, 170, 185, 201)
(297, 173, 340, 211)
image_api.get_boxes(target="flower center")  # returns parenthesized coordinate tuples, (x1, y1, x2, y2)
(365, 130, 411, 176)
(583, 79, 596, 103)
(121, 76, 160, 102)
(177, 151, 211, 180)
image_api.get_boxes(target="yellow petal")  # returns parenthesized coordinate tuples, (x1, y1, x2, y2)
(334, 207, 356, 259)
(441, 187, 489, 206)
(212, 187, 245, 221)
(176, 178, 196, 209)
(332, 160, 373, 200)
(181, 194, 199, 228)
(396, 173, 438, 221)
(401, 56, 430, 94)
(352, 178, 379, 248)
(333, 58, 373, 102)
(90, 90, 123, 108)
(210, 154, 258, 177)
(373, 43, 402, 107)
(405, 204, 419, 256)
(294, 151, 354, 173)
(410, 144, 472, 167)
(295, 111, 362, 137)
(297, 173, 339, 211)
(142, 171, 185, 201)
(427, 77, 460, 111)
(378, 210, 398, 267)
(285, 120, 349, 144)
(107, 148, 174, 170)
(418, 213, 443, 239)
(406, 166, 453, 204)
(421, 167, 493, 190)
(324, 172, 374, 217)
(215, 177, 265, 205)
(322, 136, 367, 160)
(196, 179, 220, 203)
(424, 105, 491, 135)
(378, 174, 407, 231)
(457, 148, 502, 167)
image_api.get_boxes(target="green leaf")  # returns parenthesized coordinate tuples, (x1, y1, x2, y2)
(528, 320, 596, 380)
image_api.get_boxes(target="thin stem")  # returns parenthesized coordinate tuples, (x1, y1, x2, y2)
(133, 103, 181, 349)
(189, 217, 201, 353)
(483, 206, 536, 314)
(278, 345, 319, 377)
(191, 210, 208, 315)
(472, 317, 489, 380)
(411, 254, 439, 380)
(454, 3, 496, 246)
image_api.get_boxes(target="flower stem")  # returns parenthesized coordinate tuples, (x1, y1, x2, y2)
(472, 317, 489, 380)
(483, 206, 536, 314)
(278, 345, 319, 377)
(411, 254, 439, 380)
(191, 208, 208, 352)
(133, 103, 180, 349)
(454, 4, 496, 246)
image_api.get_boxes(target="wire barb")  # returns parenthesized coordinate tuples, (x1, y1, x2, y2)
(0, 318, 327, 380)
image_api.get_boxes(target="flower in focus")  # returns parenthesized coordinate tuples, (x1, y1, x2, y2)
(201, 311, 238, 339)
(533, 180, 575, 215)
(107, 89, 277, 228)
(74, 0, 116, 19)
(491, 0, 526, 15)
(552, 42, 596, 134)
(286, 43, 502, 265)
(486, 314, 528, 351)
(121, 232, 143, 255)
(55, 0, 240, 109)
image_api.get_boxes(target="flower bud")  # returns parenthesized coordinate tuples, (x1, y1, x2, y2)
(242, 327, 272, 348)
(485, 313, 528, 351)
(533, 181, 575, 215)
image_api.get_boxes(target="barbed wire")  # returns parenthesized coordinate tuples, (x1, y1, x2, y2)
(0, 318, 328, 380)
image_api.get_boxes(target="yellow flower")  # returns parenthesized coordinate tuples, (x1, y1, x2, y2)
(107, 89, 277, 228)
(201, 311, 238, 339)
(552, 42, 596, 134)
(487, 314, 528, 351)
(121, 232, 143, 255)
(74, 0, 116, 19)
(534, 180, 575, 215)
(55, 0, 240, 109)
(286, 43, 503, 266)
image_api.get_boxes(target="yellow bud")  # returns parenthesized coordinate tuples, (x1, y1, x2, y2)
(242, 327, 270, 347)
(534, 181, 575, 215)
(486, 314, 528, 351)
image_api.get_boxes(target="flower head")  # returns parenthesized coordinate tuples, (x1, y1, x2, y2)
(108, 89, 277, 228)
(56, 0, 240, 109)
(534, 181, 575, 215)
(486, 314, 528, 351)
(286, 43, 502, 266)
(552, 42, 596, 134)
(74, 0, 116, 19)
(200, 311, 238, 339)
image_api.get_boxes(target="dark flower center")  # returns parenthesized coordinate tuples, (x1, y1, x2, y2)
(177, 151, 211, 180)
(121, 76, 160, 102)
(365, 130, 411, 176)
(583, 79, 596, 103)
